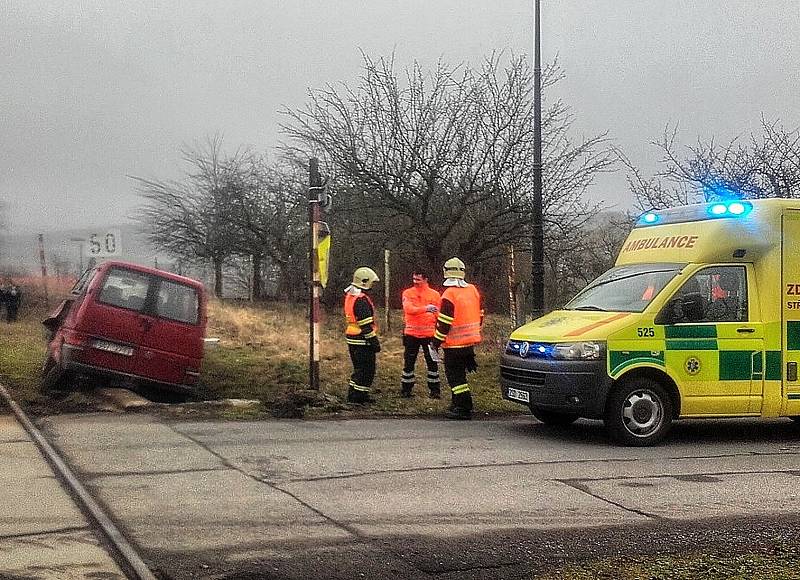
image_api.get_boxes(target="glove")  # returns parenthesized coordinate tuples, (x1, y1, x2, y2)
(425, 304, 438, 313)
(427, 344, 441, 363)
(368, 337, 381, 353)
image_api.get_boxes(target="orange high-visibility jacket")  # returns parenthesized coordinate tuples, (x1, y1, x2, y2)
(344, 292, 378, 344)
(402, 284, 441, 338)
(437, 284, 482, 348)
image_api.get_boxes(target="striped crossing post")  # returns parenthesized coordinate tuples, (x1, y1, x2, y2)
(308, 158, 322, 390)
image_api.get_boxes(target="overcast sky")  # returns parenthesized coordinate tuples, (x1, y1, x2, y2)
(2, 0, 799, 233)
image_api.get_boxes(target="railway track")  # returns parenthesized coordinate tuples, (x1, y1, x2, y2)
(0, 383, 157, 580)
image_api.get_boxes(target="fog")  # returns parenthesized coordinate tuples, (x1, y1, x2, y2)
(2, 0, 798, 233)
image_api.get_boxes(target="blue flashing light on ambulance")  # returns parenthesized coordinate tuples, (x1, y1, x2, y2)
(500, 198, 800, 446)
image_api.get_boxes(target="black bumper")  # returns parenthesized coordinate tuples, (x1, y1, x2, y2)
(499, 352, 613, 419)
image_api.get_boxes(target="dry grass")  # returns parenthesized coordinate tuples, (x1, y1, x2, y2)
(202, 299, 522, 418)
(0, 291, 523, 419)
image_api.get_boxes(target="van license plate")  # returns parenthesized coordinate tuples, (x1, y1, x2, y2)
(507, 388, 530, 403)
(92, 340, 134, 357)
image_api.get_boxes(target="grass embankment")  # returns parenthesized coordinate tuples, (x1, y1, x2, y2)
(538, 547, 800, 579)
(0, 296, 522, 418)
(200, 300, 521, 418)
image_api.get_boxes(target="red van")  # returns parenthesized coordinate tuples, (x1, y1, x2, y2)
(42, 261, 208, 396)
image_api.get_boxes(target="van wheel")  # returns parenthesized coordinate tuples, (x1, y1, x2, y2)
(40, 355, 71, 392)
(529, 406, 579, 426)
(605, 378, 673, 446)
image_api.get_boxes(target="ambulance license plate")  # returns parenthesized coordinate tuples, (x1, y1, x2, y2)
(507, 388, 530, 403)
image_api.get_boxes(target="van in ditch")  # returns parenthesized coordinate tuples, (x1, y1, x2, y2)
(42, 260, 208, 397)
(501, 198, 800, 445)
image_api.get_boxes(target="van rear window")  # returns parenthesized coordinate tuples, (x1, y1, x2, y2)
(99, 268, 151, 312)
(156, 279, 199, 325)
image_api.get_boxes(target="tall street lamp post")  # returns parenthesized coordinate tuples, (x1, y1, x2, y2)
(530, 0, 545, 320)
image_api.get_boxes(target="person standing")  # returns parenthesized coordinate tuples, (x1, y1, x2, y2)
(431, 258, 483, 420)
(344, 267, 381, 404)
(5, 281, 22, 323)
(0, 283, 6, 321)
(400, 271, 441, 398)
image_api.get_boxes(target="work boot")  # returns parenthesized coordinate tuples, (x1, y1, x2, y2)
(428, 386, 441, 399)
(446, 406, 472, 420)
(446, 391, 473, 420)
(347, 386, 372, 405)
(400, 387, 413, 398)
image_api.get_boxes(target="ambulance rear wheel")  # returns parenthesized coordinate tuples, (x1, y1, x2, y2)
(529, 406, 579, 426)
(605, 378, 673, 446)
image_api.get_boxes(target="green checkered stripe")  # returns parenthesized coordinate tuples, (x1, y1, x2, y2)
(610, 324, 781, 381)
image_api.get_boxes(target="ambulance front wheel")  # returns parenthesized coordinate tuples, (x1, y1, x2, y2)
(605, 378, 673, 446)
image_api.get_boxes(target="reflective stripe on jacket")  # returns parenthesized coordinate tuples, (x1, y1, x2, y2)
(439, 284, 482, 348)
(402, 285, 441, 338)
(344, 293, 378, 343)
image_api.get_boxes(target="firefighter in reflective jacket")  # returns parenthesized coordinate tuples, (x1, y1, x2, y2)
(431, 257, 482, 420)
(400, 270, 442, 398)
(344, 267, 381, 404)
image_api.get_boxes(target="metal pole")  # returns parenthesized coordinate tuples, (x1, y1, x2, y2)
(530, 0, 545, 320)
(308, 158, 322, 390)
(508, 245, 518, 328)
(37, 233, 49, 307)
(384, 249, 390, 332)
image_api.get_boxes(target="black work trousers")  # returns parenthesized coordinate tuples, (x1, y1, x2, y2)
(401, 335, 440, 393)
(6, 301, 19, 323)
(443, 346, 476, 411)
(348, 344, 376, 391)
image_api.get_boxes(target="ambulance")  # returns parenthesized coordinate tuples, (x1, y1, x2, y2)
(500, 198, 800, 446)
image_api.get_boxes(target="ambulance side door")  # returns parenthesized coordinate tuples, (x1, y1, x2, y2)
(657, 265, 763, 416)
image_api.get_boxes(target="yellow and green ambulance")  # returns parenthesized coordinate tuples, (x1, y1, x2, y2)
(500, 198, 800, 445)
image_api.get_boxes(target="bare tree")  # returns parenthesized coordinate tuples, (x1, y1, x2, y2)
(227, 153, 309, 300)
(624, 118, 800, 211)
(283, 52, 614, 278)
(133, 135, 245, 297)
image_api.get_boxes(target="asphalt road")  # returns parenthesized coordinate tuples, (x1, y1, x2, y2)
(38, 413, 800, 579)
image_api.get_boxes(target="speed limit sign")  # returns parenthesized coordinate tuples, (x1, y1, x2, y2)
(86, 229, 122, 257)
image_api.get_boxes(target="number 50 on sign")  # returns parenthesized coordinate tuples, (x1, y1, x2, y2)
(86, 230, 122, 257)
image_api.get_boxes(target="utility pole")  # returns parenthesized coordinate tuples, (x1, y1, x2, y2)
(69, 237, 85, 276)
(530, 0, 545, 320)
(384, 249, 391, 332)
(308, 158, 323, 390)
(37, 233, 49, 307)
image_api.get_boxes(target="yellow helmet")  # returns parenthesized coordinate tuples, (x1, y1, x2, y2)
(443, 257, 466, 279)
(352, 267, 380, 290)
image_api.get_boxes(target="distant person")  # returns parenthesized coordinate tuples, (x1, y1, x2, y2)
(400, 270, 441, 398)
(0, 284, 6, 321)
(4, 280, 21, 322)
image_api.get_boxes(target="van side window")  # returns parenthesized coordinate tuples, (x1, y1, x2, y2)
(156, 279, 199, 325)
(670, 266, 748, 323)
(99, 268, 151, 312)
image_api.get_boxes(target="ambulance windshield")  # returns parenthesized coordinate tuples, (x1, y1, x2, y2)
(565, 263, 684, 313)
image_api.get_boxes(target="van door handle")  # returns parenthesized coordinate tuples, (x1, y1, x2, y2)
(736, 327, 756, 334)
